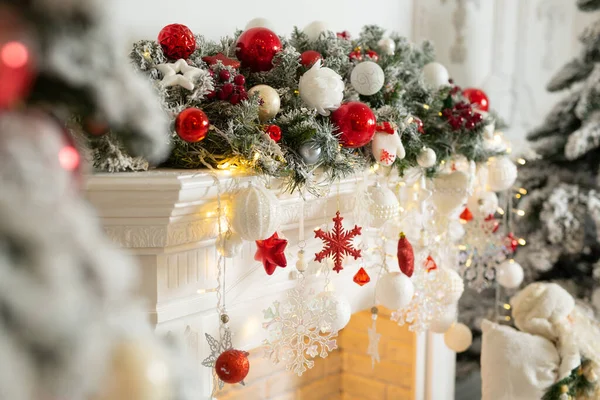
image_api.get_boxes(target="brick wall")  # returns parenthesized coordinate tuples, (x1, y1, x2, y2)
(216, 308, 416, 400)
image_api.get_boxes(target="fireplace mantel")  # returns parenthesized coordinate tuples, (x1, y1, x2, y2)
(85, 169, 456, 400)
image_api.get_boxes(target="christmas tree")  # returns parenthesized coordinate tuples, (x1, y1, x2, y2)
(0, 0, 198, 399)
(516, 0, 600, 313)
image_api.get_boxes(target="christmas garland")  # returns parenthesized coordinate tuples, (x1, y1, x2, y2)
(86, 22, 505, 194)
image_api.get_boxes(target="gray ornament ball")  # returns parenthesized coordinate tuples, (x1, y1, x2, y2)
(299, 143, 321, 165)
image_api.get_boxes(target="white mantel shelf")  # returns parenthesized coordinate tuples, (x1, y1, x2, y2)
(85, 169, 456, 400)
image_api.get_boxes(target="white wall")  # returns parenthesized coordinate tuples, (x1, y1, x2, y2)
(109, 0, 592, 152)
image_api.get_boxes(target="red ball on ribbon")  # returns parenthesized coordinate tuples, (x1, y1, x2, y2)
(462, 88, 489, 112)
(235, 27, 282, 72)
(158, 24, 196, 60)
(215, 349, 250, 384)
(175, 107, 210, 143)
(331, 102, 377, 148)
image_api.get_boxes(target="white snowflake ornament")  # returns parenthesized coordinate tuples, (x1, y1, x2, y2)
(371, 122, 405, 166)
(262, 278, 338, 376)
(156, 59, 202, 91)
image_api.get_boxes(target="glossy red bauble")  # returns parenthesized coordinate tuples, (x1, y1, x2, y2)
(235, 27, 282, 72)
(300, 50, 322, 67)
(462, 88, 489, 112)
(331, 102, 376, 148)
(157, 24, 196, 60)
(175, 108, 210, 142)
(215, 349, 250, 384)
(413, 117, 424, 134)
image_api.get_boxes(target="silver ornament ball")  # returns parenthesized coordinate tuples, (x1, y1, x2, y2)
(299, 143, 322, 165)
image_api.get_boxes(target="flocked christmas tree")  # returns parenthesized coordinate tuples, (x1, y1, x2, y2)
(0, 0, 199, 399)
(516, 0, 600, 315)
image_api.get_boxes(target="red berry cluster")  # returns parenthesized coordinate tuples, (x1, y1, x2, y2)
(207, 69, 247, 105)
(337, 31, 351, 40)
(264, 124, 282, 142)
(442, 101, 483, 131)
(349, 48, 379, 62)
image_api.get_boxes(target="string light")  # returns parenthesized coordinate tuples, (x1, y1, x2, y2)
(504, 316, 511, 322)
(371, 164, 380, 172)
(513, 209, 525, 216)
(497, 207, 505, 215)
(518, 238, 526, 246)
(517, 158, 526, 165)
(518, 188, 527, 195)
(422, 104, 430, 110)
(503, 304, 511, 310)
(253, 152, 260, 161)
(515, 193, 521, 199)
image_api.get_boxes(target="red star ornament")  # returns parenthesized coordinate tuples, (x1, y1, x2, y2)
(314, 211, 362, 273)
(255, 232, 288, 275)
(202, 53, 241, 69)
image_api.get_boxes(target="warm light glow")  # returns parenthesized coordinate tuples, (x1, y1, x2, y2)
(515, 194, 521, 199)
(405, 116, 414, 124)
(1, 41, 29, 68)
(412, 183, 420, 191)
(218, 161, 230, 169)
(494, 134, 502, 143)
(518, 188, 528, 195)
(399, 207, 405, 213)
(515, 209, 525, 216)
(371, 164, 379, 172)
(465, 257, 472, 267)
(422, 104, 430, 110)
(58, 146, 80, 171)
(398, 181, 406, 187)
(503, 304, 511, 310)
(253, 152, 260, 161)
(435, 235, 441, 242)
(506, 147, 512, 154)
(517, 158, 526, 165)
(458, 245, 467, 251)
(504, 316, 511, 322)
(497, 207, 505, 215)
(518, 238, 526, 246)
(440, 160, 446, 165)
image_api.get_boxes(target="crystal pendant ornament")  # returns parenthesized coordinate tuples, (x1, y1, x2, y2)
(353, 267, 371, 286)
(314, 211, 362, 273)
(367, 307, 381, 369)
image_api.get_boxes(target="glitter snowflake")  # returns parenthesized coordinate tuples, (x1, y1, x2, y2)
(201, 328, 241, 393)
(379, 149, 395, 164)
(314, 211, 362, 273)
(459, 213, 509, 292)
(262, 278, 338, 376)
(367, 318, 381, 369)
(391, 254, 449, 332)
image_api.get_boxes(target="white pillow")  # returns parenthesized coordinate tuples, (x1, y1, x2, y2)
(481, 320, 559, 400)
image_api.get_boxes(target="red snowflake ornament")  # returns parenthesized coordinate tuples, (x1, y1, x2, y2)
(314, 211, 362, 273)
(379, 149, 395, 164)
(255, 232, 288, 275)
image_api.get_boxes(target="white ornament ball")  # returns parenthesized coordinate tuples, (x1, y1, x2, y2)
(444, 323, 473, 353)
(367, 183, 400, 228)
(298, 59, 344, 116)
(231, 183, 280, 241)
(248, 85, 281, 122)
(467, 191, 499, 216)
(432, 171, 470, 215)
(376, 272, 415, 310)
(430, 306, 458, 334)
(422, 62, 450, 89)
(487, 156, 518, 192)
(245, 17, 275, 31)
(350, 61, 385, 96)
(496, 260, 524, 289)
(216, 230, 244, 258)
(303, 21, 330, 41)
(417, 147, 436, 168)
(96, 340, 170, 400)
(318, 292, 352, 332)
(378, 37, 395, 55)
(435, 268, 465, 305)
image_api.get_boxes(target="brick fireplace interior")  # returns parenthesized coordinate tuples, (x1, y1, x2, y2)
(216, 307, 417, 400)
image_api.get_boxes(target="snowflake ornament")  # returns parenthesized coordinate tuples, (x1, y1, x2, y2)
(379, 149, 395, 164)
(314, 211, 362, 272)
(202, 328, 244, 392)
(367, 316, 381, 369)
(262, 278, 338, 376)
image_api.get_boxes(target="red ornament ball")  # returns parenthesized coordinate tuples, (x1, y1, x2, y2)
(331, 102, 377, 148)
(300, 50, 322, 67)
(234, 74, 246, 86)
(349, 49, 363, 61)
(215, 349, 250, 384)
(265, 124, 282, 142)
(462, 88, 489, 112)
(366, 50, 379, 62)
(175, 108, 210, 142)
(158, 24, 196, 60)
(235, 27, 282, 72)
(413, 117, 424, 134)
(0, 40, 35, 109)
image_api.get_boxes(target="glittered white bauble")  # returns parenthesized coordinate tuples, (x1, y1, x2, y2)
(96, 340, 170, 400)
(487, 156, 518, 192)
(432, 171, 470, 215)
(376, 272, 415, 310)
(435, 268, 465, 305)
(299, 142, 322, 165)
(467, 191, 499, 216)
(496, 260, 524, 289)
(350, 61, 385, 96)
(444, 323, 472, 353)
(318, 292, 352, 332)
(245, 17, 276, 31)
(231, 183, 280, 241)
(367, 183, 400, 228)
(422, 62, 450, 89)
(216, 230, 244, 258)
(298, 59, 344, 116)
(417, 147, 436, 168)
(303, 21, 330, 41)
(378, 37, 395, 55)
(430, 306, 458, 334)
(248, 84, 281, 122)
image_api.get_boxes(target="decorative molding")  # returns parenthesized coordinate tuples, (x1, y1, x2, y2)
(441, 0, 480, 64)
